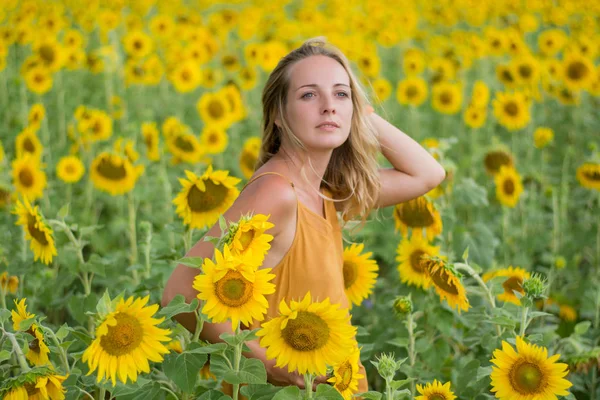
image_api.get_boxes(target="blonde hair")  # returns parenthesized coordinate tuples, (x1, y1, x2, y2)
(256, 37, 381, 224)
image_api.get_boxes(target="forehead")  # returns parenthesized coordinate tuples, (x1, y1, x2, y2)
(288, 55, 350, 90)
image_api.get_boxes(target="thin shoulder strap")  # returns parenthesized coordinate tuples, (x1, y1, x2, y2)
(241, 171, 296, 193)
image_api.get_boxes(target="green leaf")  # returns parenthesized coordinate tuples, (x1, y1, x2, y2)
(0, 308, 12, 324)
(462, 246, 469, 262)
(17, 316, 36, 332)
(218, 215, 228, 232)
(220, 328, 260, 346)
(157, 295, 199, 319)
(96, 290, 113, 317)
(392, 388, 411, 400)
(79, 225, 104, 236)
(387, 338, 408, 348)
(108, 377, 151, 396)
(574, 321, 591, 336)
(0, 350, 11, 362)
(389, 378, 414, 390)
(272, 386, 302, 400)
(223, 357, 267, 385)
(162, 350, 208, 393)
(355, 392, 382, 400)
(55, 324, 70, 341)
(59, 340, 76, 352)
(197, 390, 233, 400)
(475, 366, 493, 381)
(240, 384, 282, 400)
(188, 342, 228, 354)
(483, 315, 516, 329)
(67, 328, 92, 346)
(176, 256, 205, 268)
(528, 311, 553, 319)
(118, 382, 162, 400)
(314, 384, 343, 399)
(57, 203, 70, 219)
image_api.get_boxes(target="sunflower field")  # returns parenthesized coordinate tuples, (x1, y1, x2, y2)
(1, 0, 599, 399)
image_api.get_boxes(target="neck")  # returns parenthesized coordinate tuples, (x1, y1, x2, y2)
(271, 145, 332, 193)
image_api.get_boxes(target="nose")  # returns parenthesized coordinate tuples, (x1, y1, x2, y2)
(321, 95, 336, 114)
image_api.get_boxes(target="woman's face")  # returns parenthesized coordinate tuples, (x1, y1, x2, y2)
(278, 55, 353, 153)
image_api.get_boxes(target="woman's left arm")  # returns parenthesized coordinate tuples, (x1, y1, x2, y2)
(369, 112, 446, 208)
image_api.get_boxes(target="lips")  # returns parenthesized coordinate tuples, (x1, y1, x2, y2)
(316, 121, 340, 128)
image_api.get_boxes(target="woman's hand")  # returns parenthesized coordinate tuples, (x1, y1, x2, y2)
(266, 364, 329, 390)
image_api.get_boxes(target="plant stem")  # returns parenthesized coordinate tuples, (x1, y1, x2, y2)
(1, 328, 30, 372)
(98, 387, 106, 400)
(502, 207, 510, 264)
(519, 305, 529, 337)
(407, 312, 416, 397)
(304, 374, 315, 399)
(192, 310, 204, 342)
(44, 326, 70, 373)
(233, 323, 242, 400)
(127, 191, 139, 285)
(385, 377, 393, 400)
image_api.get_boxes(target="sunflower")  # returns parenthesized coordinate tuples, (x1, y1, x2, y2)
(423, 257, 470, 313)
(463, 106, 487, 129)
(194, 246, 275, 330)
(239, 137, 261, 179)
(429, 57, 456, 84)
(81, 110, 113, 143)
(533, 127, 553, 149)
(12, 156, 46, 202)
(141, 122, 161, 161)
(576, 162, 600, 191)
(393, 196, 443, 241)
(196, 91, 233, 129)
(396, 234, 440, 290)
(4, 371, 67, 400)
(28, 103, 46, 130)
(123, 30, 153, 59)
(166, 131, 204, 164)
(56, 155, 85, 183)
(16, 127, 43, 162)
(238, 66, 258, 90)
(492, 91, 531, 131)
(470, 80, 490, 107)
(512, 56, 541, 86)
(342, 243, 378, 307)
(490, 336, 572, 399)
(495, 166, 524, 208)
(371, 78, 392, 103)
(484, 149, 514, 175)
(200, 125, 229, 155)
(90, 152, 142, 196)
(328, 345, 364, 399)
(13, 197, 57, 265)
(402, 48, 426, 75)
(11, 298, 35, 331)
(396, 77, 428, 107)
(225, 213, 275, 267)
(32, 38, 63, 72)
(432, 82, 462, 115)
(415, 379, 457, 400)
(496, 64, 518, 89)
(256, 292, 356, 376)
(483, 266, 531, 306)
(169, 60, 202, 93)
(562, 52, 595, 91)
(538, 29, 567, 57)
(24, 65, 53, 94)
(1, 272, 19, 294)
(27, 326, 51, 366)
(82, 295, 171, 386)
(173, 166, 241, 229)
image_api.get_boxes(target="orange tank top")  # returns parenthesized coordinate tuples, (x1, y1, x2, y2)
(236, 171, 369, 393)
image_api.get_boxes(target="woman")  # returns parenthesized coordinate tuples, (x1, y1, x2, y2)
(162, 37, 445, 393)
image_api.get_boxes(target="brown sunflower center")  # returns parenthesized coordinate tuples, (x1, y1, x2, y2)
(34, 72, 45, 84)
(406, 85, 418, 99)
(410, 250, 427, 273)
(429, 394, 447, 400)
(501, 69, 514, 83)
(180, 68, 191, 82)
(208, 133, 219, 144)
(26, 213, 49, 245)
(518, 65, 532, 79)
(96, 157, 127, 181)
(240, 150, 257, 172)
(439, 91, 452, 105)
(208, 100, 225, 120)
(583, 169, 600, 181)
(503, 178, 516, 195)
(342, 261, 358, 289)
(23, 137, 36, 153)
(24, 383, 39, 395)
(19, 168, 35, 187)
(335, 360, 353, 391)
(187, 180, 229, 212)
(39, 44, 56, 64)
(144, 134, 154, 148)
(214, 270, 253, 307)
(502, 276, 524, 294)
(99, 312, 144, 356)
(510, 361, 545, 394)
(281, 311, 330, 352)
(567, 61, 588, 81)
(133, 40, 143, 50)
(395, 198, 435, 228)
(484, 151, 513, 174)
(174, 135, 194, 152)
(29, 337, 41, 353)
(428, 264, 459, 295)
(504, 102, 519, 117)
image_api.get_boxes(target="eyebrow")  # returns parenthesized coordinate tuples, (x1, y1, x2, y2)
(295, 83, 351, 91)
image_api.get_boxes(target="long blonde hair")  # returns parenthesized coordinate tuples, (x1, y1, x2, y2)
(256, 37, 381, 224)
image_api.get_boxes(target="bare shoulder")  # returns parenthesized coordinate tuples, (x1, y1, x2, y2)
(229, 173, 297, 235)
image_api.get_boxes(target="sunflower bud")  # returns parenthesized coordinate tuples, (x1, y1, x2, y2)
(523, 274, 546, 299)
(393, 296, 412, 318)
(372, 353, 403, 381)
(554, 256, 566, 270)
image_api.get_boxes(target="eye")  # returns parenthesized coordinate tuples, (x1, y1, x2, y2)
(336, 91, 349, 97)
(301, 92, 315, 99)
